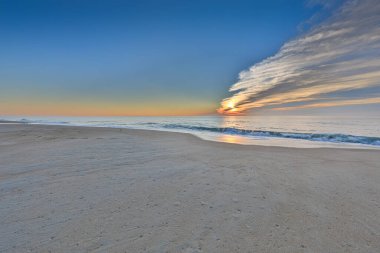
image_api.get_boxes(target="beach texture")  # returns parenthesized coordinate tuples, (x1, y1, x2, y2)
(0, 123, 379, 253)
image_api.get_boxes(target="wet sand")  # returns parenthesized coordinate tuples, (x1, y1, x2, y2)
(0, 123, 379, 252)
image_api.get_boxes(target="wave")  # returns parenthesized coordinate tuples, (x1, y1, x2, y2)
(12, 118, 380, 147)
(157, 123, 380, 146)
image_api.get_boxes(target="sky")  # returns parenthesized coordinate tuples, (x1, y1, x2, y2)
(219, 0, 380, 115)
(1, 0, 379, 116)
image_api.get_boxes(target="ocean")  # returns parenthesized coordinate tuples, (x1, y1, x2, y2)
(2, 115, 380, 149)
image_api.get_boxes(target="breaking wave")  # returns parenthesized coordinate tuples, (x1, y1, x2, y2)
(158, 123, 380, 146)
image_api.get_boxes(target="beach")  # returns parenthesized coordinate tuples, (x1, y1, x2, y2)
(1, 123, 379, 253)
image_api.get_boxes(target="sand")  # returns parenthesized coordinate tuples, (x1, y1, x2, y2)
(0, 123, 379, 253)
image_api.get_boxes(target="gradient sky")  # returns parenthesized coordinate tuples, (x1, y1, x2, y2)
(1, 0, 378, 116)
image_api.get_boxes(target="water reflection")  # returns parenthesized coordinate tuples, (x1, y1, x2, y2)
(216, 134, 250, 144)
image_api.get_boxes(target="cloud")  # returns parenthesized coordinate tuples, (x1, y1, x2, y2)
(306, 0, 341, 9)
(272, 97, 380, 111)
(218, 0, 380, 114)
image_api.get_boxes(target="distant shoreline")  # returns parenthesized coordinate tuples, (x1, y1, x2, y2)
(0, 120, 27, 124)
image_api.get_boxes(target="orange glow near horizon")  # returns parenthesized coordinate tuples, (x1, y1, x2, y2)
(217, 108, 245, 115)
(0, 99, 217, 116)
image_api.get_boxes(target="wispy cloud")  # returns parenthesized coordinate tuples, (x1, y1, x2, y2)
(273, 97, 380, 111)
(218, 0, 380, 114)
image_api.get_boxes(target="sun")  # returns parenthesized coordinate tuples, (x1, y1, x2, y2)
(217, 100, 243, 115)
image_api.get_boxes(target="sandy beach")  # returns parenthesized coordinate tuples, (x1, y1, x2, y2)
(0, 123, 379, 253)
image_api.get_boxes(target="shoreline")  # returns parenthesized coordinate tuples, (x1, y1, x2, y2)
(1, 123, 380, 252)
(2, 120, 380, 151)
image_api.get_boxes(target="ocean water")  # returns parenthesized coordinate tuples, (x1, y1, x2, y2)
(2, 115, 380, 149)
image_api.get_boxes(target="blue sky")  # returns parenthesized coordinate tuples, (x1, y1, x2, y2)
(3, 0, 372, 116)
